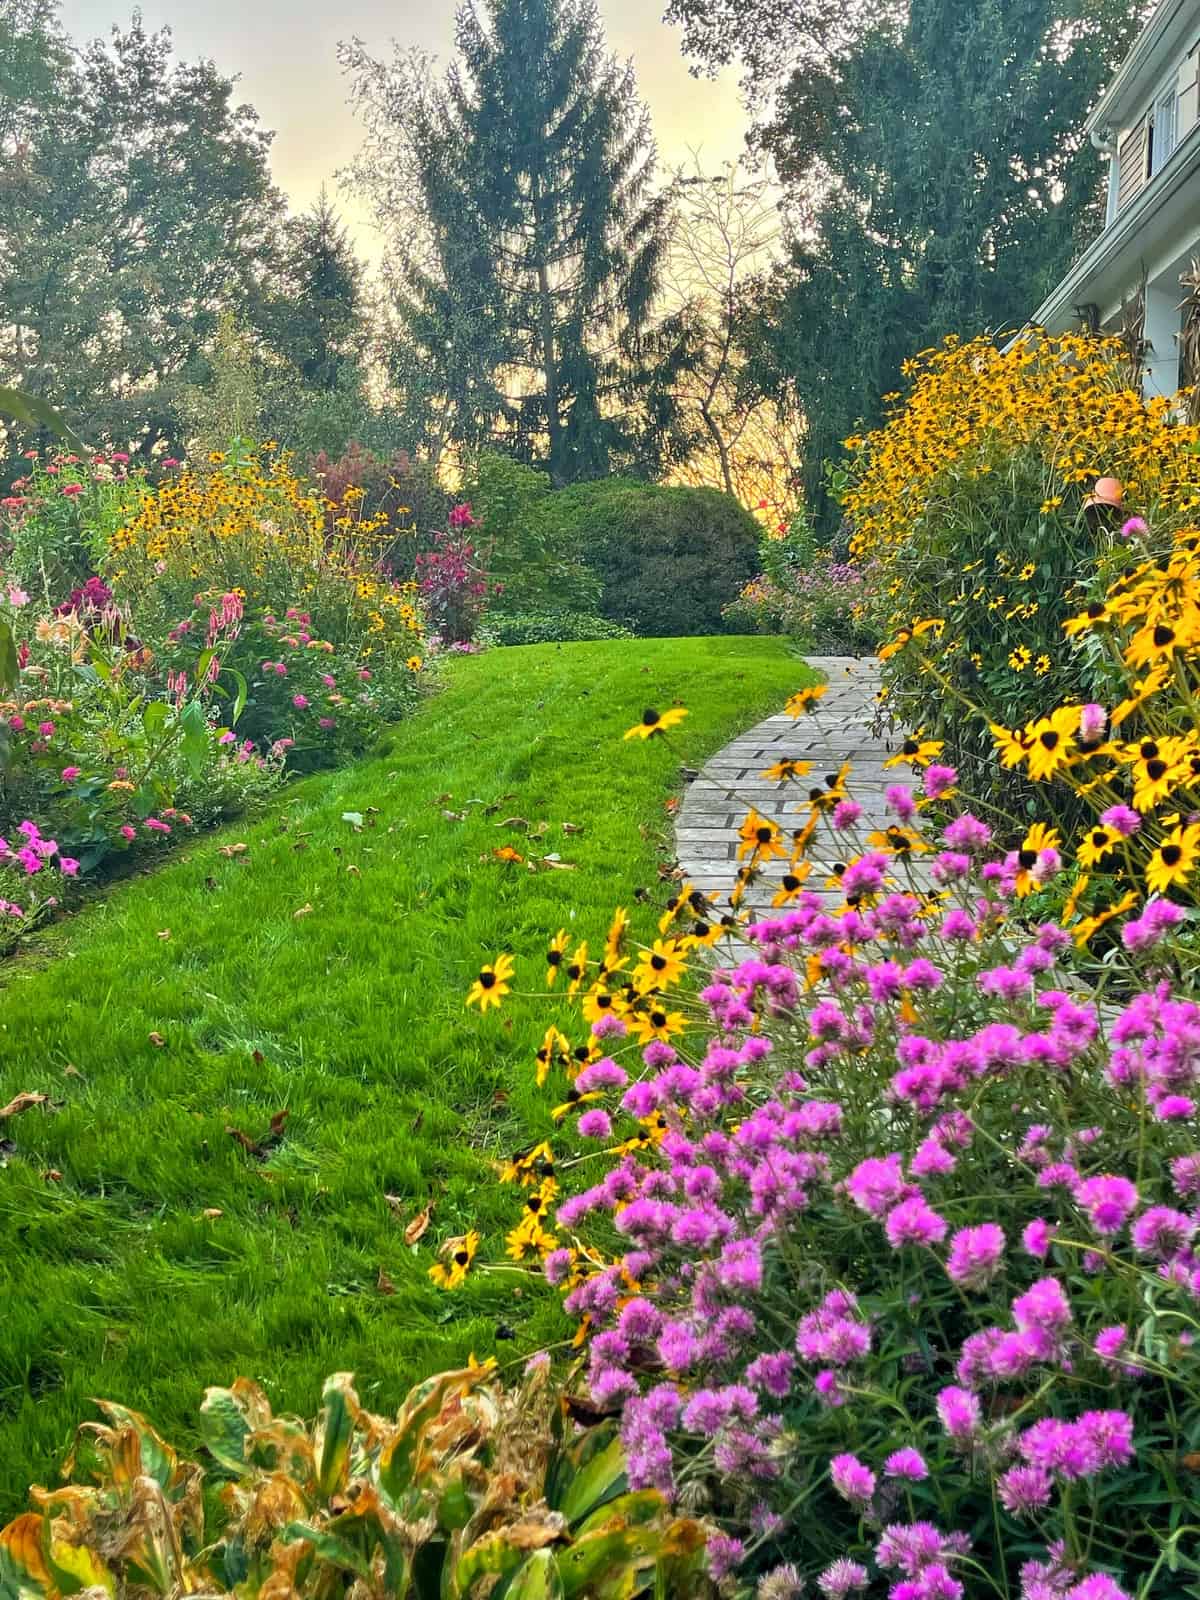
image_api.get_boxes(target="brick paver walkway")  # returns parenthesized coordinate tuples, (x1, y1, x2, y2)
(675, 656, 901, 912)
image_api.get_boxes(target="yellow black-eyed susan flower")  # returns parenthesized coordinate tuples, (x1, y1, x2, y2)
(429, 1229, 480, 1289)
(737, 809, 787, 863)
(772, 863, 812, 907)
(535, 1025, 571, 1087)
(761, 757, 814, 782)
(545, 928, 569, 987)
(884, 735, 944, 769)
(628, 1005, 687, 1046)
(604, 905, 629, 965)
(1077, 824, 1120, 868)
(465, 952, 515, 1012)
(565, 941, 590, 998)
(624, 706, 688, 740)
(1146, 824, 1200, 895)
(785, 684, 828, 717)
(633, 937, 687, 994)
(1025, 708, 1080, 782)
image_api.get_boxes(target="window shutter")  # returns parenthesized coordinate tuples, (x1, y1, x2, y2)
(1179, 46, 1200, 135)
(1117, 119, 1149, 212)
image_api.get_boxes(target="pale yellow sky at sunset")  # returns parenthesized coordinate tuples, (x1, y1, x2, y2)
(58, 0, 752, 256)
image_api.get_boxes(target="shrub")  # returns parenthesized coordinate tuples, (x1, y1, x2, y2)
(480, 609, 634, 646)
(545, 480, 760, 637)
(464, 452, 601, 617)
(459, 691, 1200, 1598)
(309, 440, 450, 580)
(841, 332, 1200, 805)
(0, 1361, 710, 1599)
(725, 518, 879, 652)
(415, 510, 494, 645)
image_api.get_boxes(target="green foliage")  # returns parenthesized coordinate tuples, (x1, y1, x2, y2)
(466, 454, 600, 617)
(0, 637, 808, 1514)
(343, 0, 675, 485)
(0, 387, 86, 457)
(0, 6, 285, 457)
(666, 0, 1154, 529)
(0, 1365, 710, 1599)
(546, 480, 760, 636)
(480, 611, 634, 646)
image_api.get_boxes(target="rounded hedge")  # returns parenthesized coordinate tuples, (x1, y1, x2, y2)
(546, 481, 762, 637)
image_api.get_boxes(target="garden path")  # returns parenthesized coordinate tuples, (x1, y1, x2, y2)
(675, 655, 918, 912)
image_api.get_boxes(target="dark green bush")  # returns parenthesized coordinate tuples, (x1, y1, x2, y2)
(464, 453, 600, 616)
(480, 609, 634, 646)
(545, 481, 761, 636)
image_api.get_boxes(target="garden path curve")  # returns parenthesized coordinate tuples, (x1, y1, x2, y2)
(675, 655, 913, 912)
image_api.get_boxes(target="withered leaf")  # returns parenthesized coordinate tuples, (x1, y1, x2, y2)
(384, 1192, 405, 1218)
(0, 1092, 48, 1119)
(561, 821, 584, 834)
(377, 1267, 396, 1296)
(157, 929, 171, 940)
(404, 1203, 433, 1246)
(202, 1208, 223, 1220)
(526, 820, 549, 840)
(41, 1169, 62, 1183)
(496, 816, 530, 830)
(442, 810, 466, 823)
(148, 1032, 167, 1048)
(293, 903, 313, 919)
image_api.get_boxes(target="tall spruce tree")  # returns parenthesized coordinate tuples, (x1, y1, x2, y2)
(346, 0, 672, 485)
(273, 191, 365, 392)
(665, 0, 1154, 527)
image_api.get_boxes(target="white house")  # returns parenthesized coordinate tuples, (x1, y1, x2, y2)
(1027, 0, 1200, 398)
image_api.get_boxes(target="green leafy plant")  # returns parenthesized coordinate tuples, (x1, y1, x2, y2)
(0, 1363, 710, 1600)
(479, 611, 634, 647)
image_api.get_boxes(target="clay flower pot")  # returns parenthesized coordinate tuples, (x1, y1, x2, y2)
(1083, 476, 1124, 525)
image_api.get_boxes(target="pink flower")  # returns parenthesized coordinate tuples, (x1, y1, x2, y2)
(884, 1448, 928, 1481)
(946, 1224, 1005, 1290)
(1119, 516, 1148, 540)
(997, 1464, 1053, 1516)
(292, 694, 309, 710)
(937, 1385, 981, 1441)
(578, 1108, 613, 1139)
(318, 716, 336, 729)
(885, 1197, 948, 1248)
(120, 825, 136, 840)
(61, 483, 84, 497)
(923, 764, 957, 799)
(830, 1452, 876, 1507)
(58, 856, 79, 876)
(1074, 1174, 1138, 1237)
(144, 818, 171, 833)
(61, 765, 81, 782)
(37, 721, 54, 737)
(1022, 1218, 1057, 1259)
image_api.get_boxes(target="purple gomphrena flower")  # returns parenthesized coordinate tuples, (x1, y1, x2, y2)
(937, 1385, 981, 1441)
(1078, 703, 1107, 743)
(1094, 1326, 1128, 1366)
(833, 799, 863, 829)
(1122, 898, 1185, 952)
(846, 1153, 909, 1218)
(886, 1197, 948, 1249)
(997, 1464, 1054, 1517)
(946, 1223, 1005, 1290)
(830, 1452, 876, 1507)
(1068, 1575, 1133, 1600)
(1172, 1153, 1200, 1199)
(1119, 516, 1148, 541)
(886, 785, 918, 822)
(705, 1534, 745, 1582)
(1100, 804, 1141, 837)
(884, 1447, 929, 1481)
(1075, 1174, 1138, 1237)
(923, 764, 957, 799)
(1013, 1277, 1072, 1335)
(577, 1108, 613, 1140)
(818, 1559, 870, 1598)
(1131, 1206, 1195, 1259)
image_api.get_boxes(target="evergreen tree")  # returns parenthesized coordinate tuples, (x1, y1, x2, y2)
(273, 190, 364, 392)
(665, 0, 1153, 527)
(346, 0, 672, 485)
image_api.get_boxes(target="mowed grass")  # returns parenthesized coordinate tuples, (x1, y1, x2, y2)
(0, 635, 811, 1513)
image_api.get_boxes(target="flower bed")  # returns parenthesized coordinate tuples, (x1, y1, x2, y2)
(0, 444, 430, 920)
(459, 686, 1200, 1599)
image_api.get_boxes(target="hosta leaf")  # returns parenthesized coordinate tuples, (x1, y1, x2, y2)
(449, 1531, 531, 1596)
(46, 1537, 115, 1597)
(279, 1522, 372, 1580)
(199, 1379, 271, 1474)
(92, 1404, 178, 1491)
(378, 1368, 484, 1506)
(315, 1372, 359, 1499)
(573, 1492, 663, 1540)
(556, 1528, 658, 1598)
(0, 1514, 52, 1599)
(503, 1550, 564, 1600)
(557, 1433, 627, 1526)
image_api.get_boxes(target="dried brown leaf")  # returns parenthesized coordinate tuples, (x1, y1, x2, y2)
(293, 903, 313, 919)
(0, 1092, 48, 1119)
(376, 1268, 396, 1296)
(404, 1203, 433, 1246)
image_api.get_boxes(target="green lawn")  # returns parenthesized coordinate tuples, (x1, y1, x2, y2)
(0, 635, 810, 1513)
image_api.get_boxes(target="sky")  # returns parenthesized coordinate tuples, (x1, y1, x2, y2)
(58, 0, 751, 258)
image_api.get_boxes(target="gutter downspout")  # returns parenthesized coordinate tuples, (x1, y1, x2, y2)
(1092, 125, 1119, 227)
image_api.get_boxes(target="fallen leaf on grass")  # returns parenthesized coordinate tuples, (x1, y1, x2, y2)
(346, 864, 361, 876)
(481, 793, 517, 816)
(0, 1092, 48, 1119)
(537, 855, 576, 872)
(442, 809, 467, 823)
(342, 812, 364, 828)
(226, 1110, 289, 1160)
(663, 798, 680, 817)
(404, 1203, 433, 1245)
(377, 1268, 396, 1296)
(148, 1032, 166, 1048)
(562, 820, 585, 834)
(157, 929, 171, 940)
(41, 1169, 62, 1183)
(493, 845, 524, 864)
(385, 1192, 405, 1219)
(496, 816, 530, 831)
(63, 1065, 83, 1081)
(293, 903, 313, 919)
(217, 842, 249, 859)
(526, 820, 550, 841)
(202, 1208, 223, 1220)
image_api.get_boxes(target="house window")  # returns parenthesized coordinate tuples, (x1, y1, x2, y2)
(1150, 84, 1178, 174)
